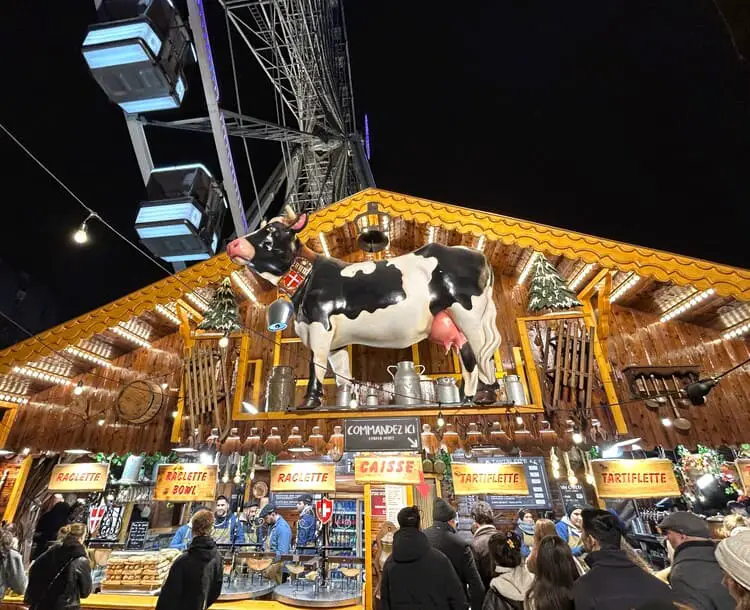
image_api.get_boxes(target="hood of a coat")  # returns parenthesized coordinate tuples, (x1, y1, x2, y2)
(391, 528, 430, 563)
(474, 524, 497, 540)
(490, 565, 534, 602)
(188, 535, 218, 562)
(672, 539, 718, 564)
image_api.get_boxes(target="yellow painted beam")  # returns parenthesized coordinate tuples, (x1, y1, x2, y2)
(515, 319, 545, 408)
(364, 483, 373, 610)
(3, 456, 31, 523)
(577, 268, 610, 302)
(231, 334, 252, 420)
(0, 406, 18, 448)
(512, 347, 532, 406)
(169, 378, 184, 443)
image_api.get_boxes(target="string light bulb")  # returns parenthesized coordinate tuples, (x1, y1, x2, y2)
(585, 472, 595, 485)
(218, 335, 229, 349)
(661, 417, 673, 427)
(73, 381, 84, 396)
(568, 474, 578, 486)
(72, 212, 98, 245)
(349, 397, 358, 409)
(572, 430, 583, 445)
(437, 412, 445, 428)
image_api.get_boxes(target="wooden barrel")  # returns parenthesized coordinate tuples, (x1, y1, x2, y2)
(116, 380, 165, 424)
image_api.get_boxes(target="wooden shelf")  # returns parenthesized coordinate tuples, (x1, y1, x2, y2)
(240, 403, 543, 421)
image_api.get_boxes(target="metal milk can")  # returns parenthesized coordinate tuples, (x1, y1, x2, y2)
(436, 377, 461, 405)
(504, 374, 527, 406)
(266, 365, 295, 412)
(337, 383, 354, 407)
(387, 361, 425, 405)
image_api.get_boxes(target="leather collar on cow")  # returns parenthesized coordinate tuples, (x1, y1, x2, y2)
(277, 245, 318, 298)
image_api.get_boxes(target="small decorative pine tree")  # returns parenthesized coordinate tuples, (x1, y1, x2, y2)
(527, 255, 582, 312)
(198, 278, 241, 334)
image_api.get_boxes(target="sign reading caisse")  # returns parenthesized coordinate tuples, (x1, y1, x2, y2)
(354, 455, 423, 485)
(49, 463, 109, 492)
(451, 462, 529, 496)
(154, 464, 218, 502)
(270, 463, 336, 493)
(591, 459, 680, 499)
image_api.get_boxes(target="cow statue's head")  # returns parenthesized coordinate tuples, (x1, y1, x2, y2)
(226, 207, 308, 282)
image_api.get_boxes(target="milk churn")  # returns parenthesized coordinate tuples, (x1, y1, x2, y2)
(436, 377, 461, 405)
(336, 383, 354, 408)
(504, 375, 527, 406)
(266, 365, 295, 412)
(387, 361, 425, 405)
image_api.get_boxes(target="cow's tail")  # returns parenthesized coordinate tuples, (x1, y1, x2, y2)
(477, 264, 502, 377)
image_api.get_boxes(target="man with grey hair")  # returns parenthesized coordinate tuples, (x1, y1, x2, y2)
(470, 500, 497, 590)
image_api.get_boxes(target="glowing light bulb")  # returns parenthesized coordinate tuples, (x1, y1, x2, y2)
(73, 381, 84, 396)
(222, 473, 230, 484)
(515, 415, 524, 426)
(73, 226, 89, 244)
(437, 412, 445, 428)
(97, 419, 105, 426)
(572, 431, 583, 445)
(218, 335, 229, 349)
(586, 473, 595, 485)
(568, 475, 578, 486)
(661, 417, 673, 427)
(349, 397, 358, 409)
(171, 411, 178, 419)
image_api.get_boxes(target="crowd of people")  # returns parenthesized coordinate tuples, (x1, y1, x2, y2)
(379, 501, 750, 610)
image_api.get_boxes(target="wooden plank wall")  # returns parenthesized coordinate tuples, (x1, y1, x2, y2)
(608, 304, 750, 448)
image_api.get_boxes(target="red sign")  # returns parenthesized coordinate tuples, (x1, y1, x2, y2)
(315, 496, 334, 525)
(88, 505, 106, 534)
(371, 488, 386, 518)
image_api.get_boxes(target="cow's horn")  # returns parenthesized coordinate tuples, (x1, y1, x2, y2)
(260, 218, 268, 228)
(284, 205, 296, 222)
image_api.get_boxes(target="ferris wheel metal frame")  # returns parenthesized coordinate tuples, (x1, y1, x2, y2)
(125, 0, 374, 244)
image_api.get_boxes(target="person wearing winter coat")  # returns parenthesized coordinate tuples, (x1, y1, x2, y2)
(573, 509, 674, 610)
(658, 511, 735, 610)
(156, 510, 223, 610)
(25, 523, 92, 610)
(514, 510, 535, 559)
(471, 501, 498, 591)
(31, 495, 71, 561)
(380, 506, 468, 610)
(555, 504, 586, 557)
(526, 519, 557, 575)
(482, 532, 533, 610)
(424, 498, 485, 610)
(0, 526, 26, 599)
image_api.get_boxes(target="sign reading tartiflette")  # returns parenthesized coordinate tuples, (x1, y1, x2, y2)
(49, 463, 109, 492)
(271, 463, 336, 493)
(154, 464, 218, 502)
(354, 455, 423, 485)
(451, 462, 529, 496)
(591, 459, 680, 499)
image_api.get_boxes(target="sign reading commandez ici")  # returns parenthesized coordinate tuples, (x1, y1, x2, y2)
(344, 417, 421, 452)
(154, 463, 218, 502)
(271, 463, 336, 493)
(49, 463, 110, 492)
(591, 459, 680, 499)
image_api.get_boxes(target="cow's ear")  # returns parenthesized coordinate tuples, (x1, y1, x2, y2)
(290, 213, 308, 232)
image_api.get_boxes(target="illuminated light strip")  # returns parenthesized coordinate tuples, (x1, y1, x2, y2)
(659, 288, 715, 323)
(12, 366, 74, 387)
(0, 392, 28, 405)
(723, 320, 750, 340)
(231, 271, 259, 305)
(155, 304, 181, 326)
(65, 346, 112, 368)
(426, 226, 436, 244)
(111, 325, 152, 349)
(318, 232, 331, 257)
(517, 251, 540, 285)
(476, 235, 486, 251)
(185, 292, 209, 312)
(610, 272, 640, 303)
(568, 263, 596, 292)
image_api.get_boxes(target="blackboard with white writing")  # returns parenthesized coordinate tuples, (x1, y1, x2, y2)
(344, 417, 421, 452)
(125, 520, 149, 550)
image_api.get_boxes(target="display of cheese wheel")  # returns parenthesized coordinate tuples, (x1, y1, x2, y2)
(116, 380, 166, 424)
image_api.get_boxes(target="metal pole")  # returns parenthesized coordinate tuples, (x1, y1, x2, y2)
(124, 116, 153, 185)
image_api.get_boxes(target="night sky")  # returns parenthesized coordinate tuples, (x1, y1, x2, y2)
(1, 0, 749, 330)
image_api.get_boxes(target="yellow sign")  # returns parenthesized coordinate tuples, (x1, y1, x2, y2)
(735, 460, 750, 493)
(154, 464, 218, 502)
(592, 459, 680, 499)
(451, 462, 529, 496)
(270, 463, 336, 493)
(49, 463, 110, 492)
(354, 455, 423, 485)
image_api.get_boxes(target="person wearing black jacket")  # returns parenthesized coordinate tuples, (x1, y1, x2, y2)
(31, 495, 71, 561)
(25, 523, 92, 610)
(424, 499, 485, 610)
(380, 506, 468, 610)
(572, 509, 674, 610)
(157, 510, 223, 610)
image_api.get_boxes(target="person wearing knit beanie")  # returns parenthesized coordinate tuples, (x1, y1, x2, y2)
(716, 530, 750, 608)
(433, 498, 457, 523)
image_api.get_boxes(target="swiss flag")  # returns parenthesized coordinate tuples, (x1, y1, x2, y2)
(315, 496, 333, 525)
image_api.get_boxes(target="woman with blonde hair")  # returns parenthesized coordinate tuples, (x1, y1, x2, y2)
(715, 530, 750, 610)
(526, 519, 557, 574)
(723, 514, 750, 538)
(25, 523, 91, 610)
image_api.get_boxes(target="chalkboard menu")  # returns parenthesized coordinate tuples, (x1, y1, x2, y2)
(453, 456, 552, 511)
(125, 520, 149, 550)
(559, 483, 588, 508)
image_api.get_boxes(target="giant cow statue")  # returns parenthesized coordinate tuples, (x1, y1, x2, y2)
(226, 209, 502, 409)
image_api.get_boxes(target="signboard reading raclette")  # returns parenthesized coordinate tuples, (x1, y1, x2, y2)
(344, 417, 421, 452)
(451, 462, 529, 496)
(154, 464, 218, 502)
(49, 463, 110, 493)
(270, 463, 336, 493)
(591, 459, 680, 499)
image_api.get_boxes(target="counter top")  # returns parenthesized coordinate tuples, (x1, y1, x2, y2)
(2, 593, 363, 610)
